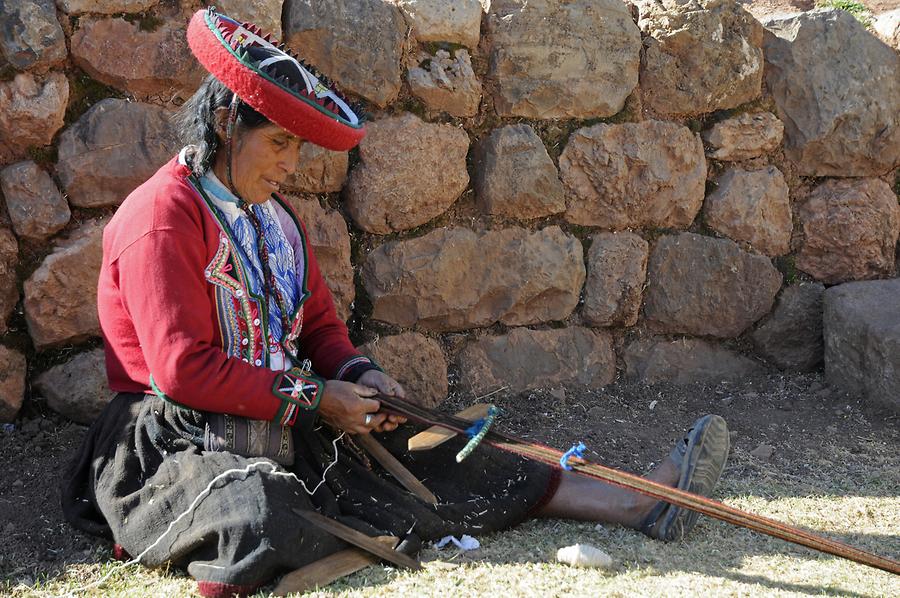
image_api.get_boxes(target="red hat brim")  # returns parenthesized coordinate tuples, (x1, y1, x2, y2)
(187, 8, 365, 151)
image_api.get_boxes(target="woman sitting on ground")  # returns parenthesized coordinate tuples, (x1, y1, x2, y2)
(62, 9, 730, 597)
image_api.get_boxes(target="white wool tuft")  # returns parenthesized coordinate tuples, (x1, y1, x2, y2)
(555, 543, 614, 570)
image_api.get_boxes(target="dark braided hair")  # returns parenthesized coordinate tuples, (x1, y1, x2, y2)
(174, 46, 309, 175)
(173, 75, 267, 175)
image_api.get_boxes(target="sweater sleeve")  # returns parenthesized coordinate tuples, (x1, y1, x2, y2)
(292, 220, 381, 382)
(116, 228, 321, 426)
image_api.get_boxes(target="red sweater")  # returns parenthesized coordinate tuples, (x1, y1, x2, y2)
(98, 157, 376, 426)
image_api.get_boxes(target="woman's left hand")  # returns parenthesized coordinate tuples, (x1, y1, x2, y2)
(356, 370, 408, 432)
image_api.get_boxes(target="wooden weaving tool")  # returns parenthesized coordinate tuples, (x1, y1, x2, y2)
(375, 393, 900, 575)
(354, 433, 438, 504)
(273, 535, 399, 595)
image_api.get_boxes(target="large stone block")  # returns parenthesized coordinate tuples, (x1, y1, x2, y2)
(0, 72, 68, 164)
(583, 232, 648, 327)
(407, 49, 482, 117)
(284, 144, 348, 194)
(283, 0, 406, 106)
(56, 99, 180, 208)
(638, 0, 764, 117)
(702, 111, 784, 161)
(624, 337, 762, 385)
(752, 282, 824, 372)
(763, 9, 900, 176)
(24, 220, 106, 349)
(362, 226, 585, 332)
(0, 229, 18, 335)
(561, 121, 706, 230)
(457, 327, 616, 395)
(34, 349, 114, 424)
(824, 279, 900, 412)
(473, 124, 565, 220)
(345, 113, 469, 234)
(70, 18, 204, 100)
(285, 197, 354, 321)
(0, 346, 26, 423)
(486, 0, 640, 119)
(796, 178, 900, 284)
(395, 0, 482, 48)
(0, 0, 66, 70)
(359, 332, 448, 408)
(644, 233, 782, 338)
(703, 166, 791, 257)
(214, 0, 283, 38)
(0, 161, 70, 241)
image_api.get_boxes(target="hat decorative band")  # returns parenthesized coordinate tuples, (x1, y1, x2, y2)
(186, 7, 366, 151)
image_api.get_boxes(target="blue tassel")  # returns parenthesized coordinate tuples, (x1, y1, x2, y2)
(560, 442, 586, 471)
(456, 406, 499, 463)
(464, 418, 486, 438)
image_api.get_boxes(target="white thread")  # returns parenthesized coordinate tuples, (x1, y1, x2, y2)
(56, 431, 346, 597)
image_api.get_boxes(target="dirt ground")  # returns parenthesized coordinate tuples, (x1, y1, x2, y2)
(1, 371, 897, 595)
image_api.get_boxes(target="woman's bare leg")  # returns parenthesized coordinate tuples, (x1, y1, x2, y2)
(535, 455, 680, 529)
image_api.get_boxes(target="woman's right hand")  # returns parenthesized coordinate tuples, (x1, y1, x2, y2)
(317, 380, 386, 434)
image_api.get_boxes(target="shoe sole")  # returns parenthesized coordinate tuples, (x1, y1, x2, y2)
(660, 414, 730, 541)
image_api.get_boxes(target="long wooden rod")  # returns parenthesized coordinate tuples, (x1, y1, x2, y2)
(375, 394, 900, 575)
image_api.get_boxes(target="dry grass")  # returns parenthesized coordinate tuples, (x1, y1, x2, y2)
(6, 429, 898, 598)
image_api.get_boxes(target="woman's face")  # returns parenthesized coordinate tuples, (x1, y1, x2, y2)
(216, 121, 303, 204)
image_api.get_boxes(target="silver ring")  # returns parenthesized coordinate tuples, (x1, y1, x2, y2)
(364, 414, 374, 426)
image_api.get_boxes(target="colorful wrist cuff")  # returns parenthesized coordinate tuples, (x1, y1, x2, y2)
(273, 367, 323, 426)
(335, 355, 382, 383)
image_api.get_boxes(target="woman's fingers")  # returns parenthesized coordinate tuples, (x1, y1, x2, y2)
(382, 379, 406, 398)
(354, 396, 383, 433)
(353, 384, 379, 398)
(356, 370, 407, 399)
(357, 397, 380, 413)
(370, 413, 406, 433)
(365, 413, 388, 430)
(320, 379, 409, 434)
(320, 380, 387, 433)
(374, 421, 398, 433)
(374, 416, 402, 432)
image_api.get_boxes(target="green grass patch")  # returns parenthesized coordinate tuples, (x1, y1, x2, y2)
(393, 96, 428, 119)
(422, 41, 471, 57)
(64, 70, 125, 125)
(122, 11, 164, 33)
(25, 145, 57, 169)
(816, 0, 874, 27)
(774, 255, 799, 285)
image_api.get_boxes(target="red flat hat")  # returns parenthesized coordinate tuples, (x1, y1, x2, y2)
(186, 7, 365, 151)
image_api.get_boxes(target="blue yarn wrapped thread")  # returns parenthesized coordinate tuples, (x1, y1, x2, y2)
(559, 442, 586, 471)
(455, 406, 500, 463)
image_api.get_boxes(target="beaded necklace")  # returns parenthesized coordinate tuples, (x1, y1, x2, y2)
(237, 200, 292, 342)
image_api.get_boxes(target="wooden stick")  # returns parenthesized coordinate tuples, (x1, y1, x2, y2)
(407, 403, 490, 451)
(354, 433, 438, 504)
(293, 508, 422, 571)
(273, 536, 398, 595)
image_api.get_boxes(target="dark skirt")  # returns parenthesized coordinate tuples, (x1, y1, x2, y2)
(61, 393, 558, 592)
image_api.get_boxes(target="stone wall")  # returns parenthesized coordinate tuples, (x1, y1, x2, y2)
(1, 0, 898, 422)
